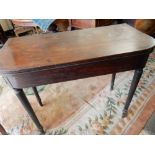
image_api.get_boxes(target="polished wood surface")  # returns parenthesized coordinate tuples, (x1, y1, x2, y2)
(0, 23, 155, 133)
(0, 24, 155, 74)
(5, 53, 149, 89)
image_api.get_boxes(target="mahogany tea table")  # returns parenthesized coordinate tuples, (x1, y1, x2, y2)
(0, 24, 155, 134)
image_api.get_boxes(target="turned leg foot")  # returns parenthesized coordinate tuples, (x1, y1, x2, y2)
(111, 73, 116, 91)
(32, 87, 43, 107)
(14, 88, 44, 134)
(0, 124, 8, 135)
(122, 69, 143, 118)
(122, 109, 128, 118)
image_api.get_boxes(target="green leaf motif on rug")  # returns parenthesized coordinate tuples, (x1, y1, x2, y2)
(48, 128, 68, 135)
(105, 97, 117, 118)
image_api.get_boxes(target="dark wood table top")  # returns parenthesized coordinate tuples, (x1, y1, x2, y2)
(0, 23, 155, 74)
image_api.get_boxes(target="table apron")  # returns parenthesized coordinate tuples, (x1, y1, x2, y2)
(5, 53, 149, 89)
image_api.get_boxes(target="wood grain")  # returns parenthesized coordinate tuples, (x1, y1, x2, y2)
(0, 24, 154, 74)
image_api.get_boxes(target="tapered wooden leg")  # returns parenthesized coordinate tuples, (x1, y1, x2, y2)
(0, 124, 8, 135)
(122, 69, 143, 117)
(14, 88, 45, 134)
(32, 87, 43, 107)
(111, 73, 116, 90)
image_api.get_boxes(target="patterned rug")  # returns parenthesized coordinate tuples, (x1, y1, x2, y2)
(0, 50, 155, 135)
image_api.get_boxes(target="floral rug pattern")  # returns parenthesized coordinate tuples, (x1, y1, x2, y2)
(48, 51, 155, 135)
(0, 51, 155, 135)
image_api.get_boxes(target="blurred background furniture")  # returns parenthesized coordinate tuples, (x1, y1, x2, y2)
(0, 24, 7, 48)
(32, 19, 68, 32)
(68, 19, 155, 37)
(11, 19, 39, 36)
(118, 19, 155, 37)
(54, 19, 69, 32)
(68, 19, 115, 30)
(0, 19, 13, 32)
